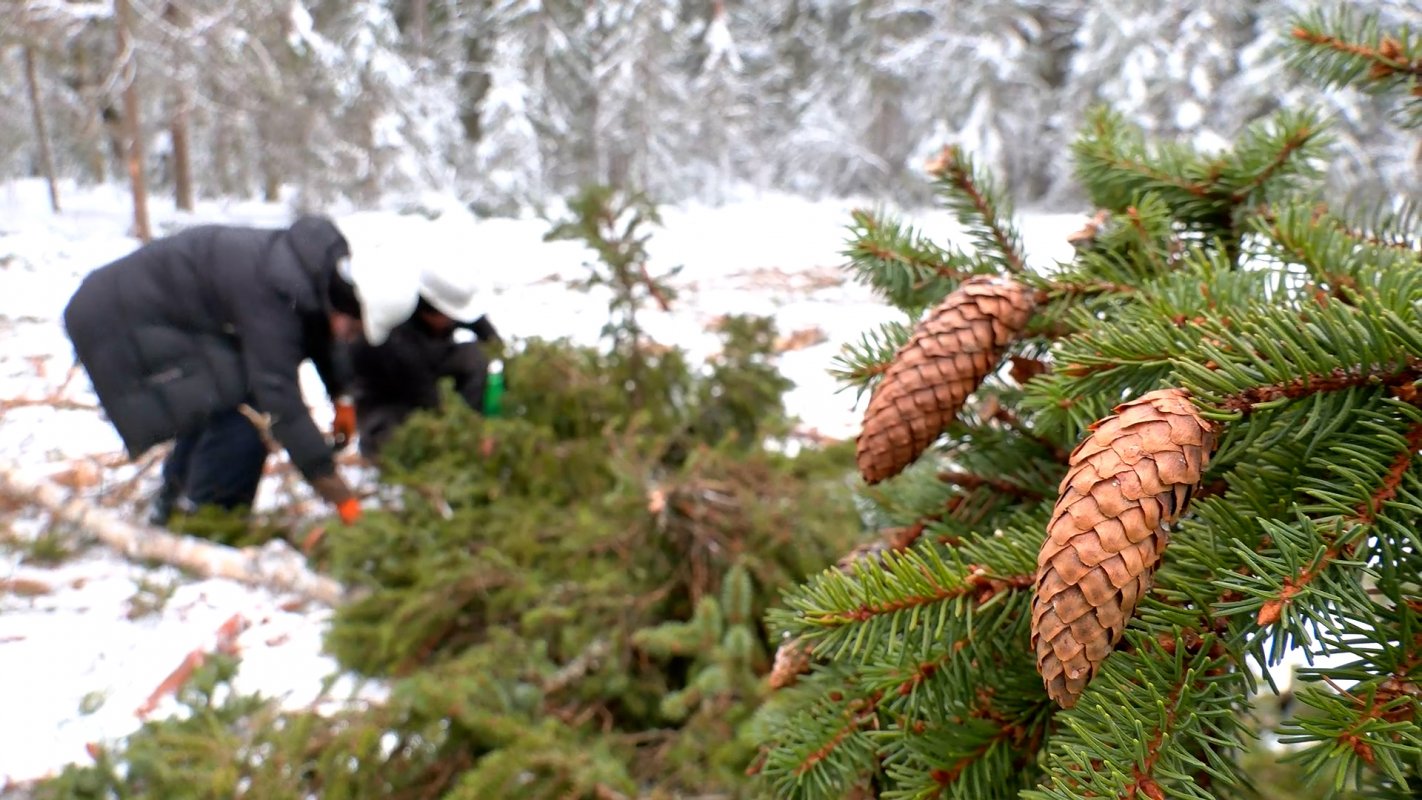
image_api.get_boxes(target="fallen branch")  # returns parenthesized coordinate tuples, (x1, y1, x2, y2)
(0, 465, 347, 606)
(136, 613, 249, 718)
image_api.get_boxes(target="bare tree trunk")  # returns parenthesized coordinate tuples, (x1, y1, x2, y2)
(411, 0, 427, 56)
(260, 122, 282, 204)
(22, 45, 61, 213)
(70, 47, 113, 183)
(212, 112, 234, 197)
(169, 85, 193, 210)
(115, 0, 152, 242)
(165, 1, 194, 211)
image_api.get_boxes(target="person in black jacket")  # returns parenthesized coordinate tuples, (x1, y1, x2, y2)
(62, 215, 377, 529)
(347, 266, 502, 460)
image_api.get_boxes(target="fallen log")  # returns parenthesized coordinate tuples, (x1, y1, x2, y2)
(0, 465, 347, 606)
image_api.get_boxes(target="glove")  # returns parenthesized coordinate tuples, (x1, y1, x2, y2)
(470, 316, 501, 344)
(331, 397, 357, 451)
(337, 497, 362, 525)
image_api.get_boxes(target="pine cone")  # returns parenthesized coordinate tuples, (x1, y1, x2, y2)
(855, 276, 1036, 484)
(1031, 388, 1216, 708)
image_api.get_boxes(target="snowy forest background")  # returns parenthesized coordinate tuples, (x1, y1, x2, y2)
(2, 0, 1418, 219)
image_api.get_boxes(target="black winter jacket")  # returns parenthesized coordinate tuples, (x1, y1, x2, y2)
(63, 216, 353, 482)
(348, 314, 497, 457)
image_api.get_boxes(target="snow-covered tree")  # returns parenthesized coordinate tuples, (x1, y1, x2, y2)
(0, 0, 1413, 213)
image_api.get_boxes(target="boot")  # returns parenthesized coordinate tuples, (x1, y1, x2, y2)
(148, 480, 182, 527)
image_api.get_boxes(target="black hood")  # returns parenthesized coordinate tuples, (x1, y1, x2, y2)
(286, 215, 360, 318)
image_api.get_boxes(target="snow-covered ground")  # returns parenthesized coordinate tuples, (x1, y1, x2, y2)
(0, 178, 1088, 786)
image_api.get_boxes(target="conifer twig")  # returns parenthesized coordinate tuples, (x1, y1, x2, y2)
(804, 569, 1033, 627)
(927, 145, 1026, 274)
(850, 208, 968, 281)
(1290, 26, 1422, 80)
(135, 613, 248, 719)
(1257, 420, 1422, 625)
(1219, 359, 1422, 415)
(792, 690, 883, 777)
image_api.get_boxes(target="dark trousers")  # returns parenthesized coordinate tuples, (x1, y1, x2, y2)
(158, 407, 269, 515)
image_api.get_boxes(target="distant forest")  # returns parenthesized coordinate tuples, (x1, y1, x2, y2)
(2, 0, 1416, 216)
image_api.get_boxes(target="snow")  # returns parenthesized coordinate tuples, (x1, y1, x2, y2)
(0, 176, 1091, 786)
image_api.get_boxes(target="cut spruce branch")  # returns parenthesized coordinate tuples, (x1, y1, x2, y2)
(0, 465, 347, 606)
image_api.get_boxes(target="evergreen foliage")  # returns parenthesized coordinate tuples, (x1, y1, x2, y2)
(751, 7, 1422, 799)
(31, 188, 862, 799)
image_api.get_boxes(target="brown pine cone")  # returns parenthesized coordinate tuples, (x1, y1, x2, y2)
(1031, 388, 1216, 708)
(855, 276, 1036, 484)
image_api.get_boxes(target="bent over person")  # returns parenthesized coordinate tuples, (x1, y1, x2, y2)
(62, 215, 383, 530)
(348, 264, 503, 460)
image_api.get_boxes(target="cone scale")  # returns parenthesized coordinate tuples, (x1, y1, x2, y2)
(1031, 388, 1216, 708)
(855, 276, 1036, 484)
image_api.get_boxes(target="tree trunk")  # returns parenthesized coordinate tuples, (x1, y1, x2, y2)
(212, 111, 235, 197)
(169, 84, 194, 210)
(70, 47, 113, 183)
(0, 466, 348, 606)
(165, 1, 194, 211)
(22, 45, 60, 213)
(114, 0, 152, 242)
(411, 0, 427, 56)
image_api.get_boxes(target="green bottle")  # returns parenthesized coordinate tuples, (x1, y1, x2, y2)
(483, 359, 505, 418)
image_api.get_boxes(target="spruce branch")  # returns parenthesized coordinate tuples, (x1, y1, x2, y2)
(1212, 358, 1422, 417)
(1333, 197, 1422, 253)
(770, 538, 1039, 666)
(829, 320, 914, 399)
(1246, 410, 1422, 628)
(1280, 606, 1422, 790)
(800, 559, 1033, 630)
(1287, 6, 1422, 128)
(1072, 108, 1327, 234)
(752, 671, 886, 799)
(1072, 109, 1219, 215)
(926, 145, 1028, 275)
(937, 470, 1046, 504)
(845, 208, 979, 312)
(1254, 201, 1422, 297)
(1215, 108, 1330, 204)
(1027, 635, 1249, 800)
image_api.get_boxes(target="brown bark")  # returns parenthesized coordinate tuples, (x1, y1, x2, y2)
(114, 0, 152, 241)
(164, 2, 193, 211)
(410, 0, 427, 55)
(169, 85, 193, 210)
(22, 45, 61, 213)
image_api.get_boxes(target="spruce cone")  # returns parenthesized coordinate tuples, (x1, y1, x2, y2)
(855, 276, 1036, 484)
(1031, 388, 1216, 708)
